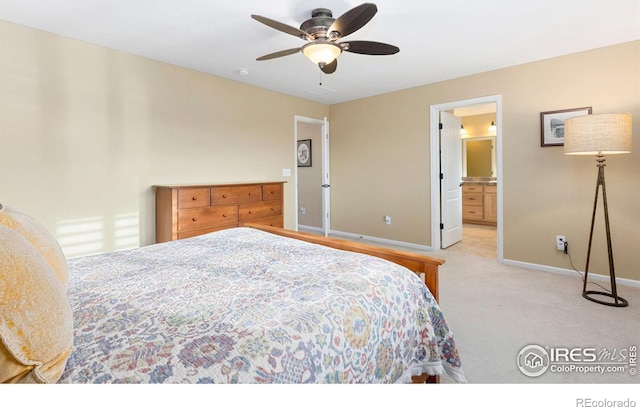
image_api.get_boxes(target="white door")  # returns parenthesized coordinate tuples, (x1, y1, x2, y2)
(440, 111, 462, 248)
(322, 117, 331, 236)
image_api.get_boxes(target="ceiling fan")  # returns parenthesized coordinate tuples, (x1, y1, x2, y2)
(251, 3, 399, 74)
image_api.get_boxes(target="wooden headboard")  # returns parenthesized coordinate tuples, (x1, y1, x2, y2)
(245, 224, 444, 302)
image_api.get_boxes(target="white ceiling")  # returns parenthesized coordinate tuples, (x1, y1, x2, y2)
(1, 0, 638, 105)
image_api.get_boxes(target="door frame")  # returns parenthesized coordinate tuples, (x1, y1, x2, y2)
(429, 95, 504, 261)
(294, 115, 330, 235)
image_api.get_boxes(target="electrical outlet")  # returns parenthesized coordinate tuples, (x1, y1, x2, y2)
(384, 215, 391, 225)
(556, 235, 566, 251)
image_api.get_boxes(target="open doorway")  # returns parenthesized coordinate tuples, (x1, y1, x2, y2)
(294, 116, 330, 236)
(429, 95, 503, 261)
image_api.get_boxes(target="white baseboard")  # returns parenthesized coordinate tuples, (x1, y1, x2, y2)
(502, 259, 640, 289)
(329, 229, 434, 252)
(297, 225, 323, 234)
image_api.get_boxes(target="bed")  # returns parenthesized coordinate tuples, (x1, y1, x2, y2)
(0, 203, 465, 384)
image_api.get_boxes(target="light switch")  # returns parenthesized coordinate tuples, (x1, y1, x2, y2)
(282, 168, 291, 177)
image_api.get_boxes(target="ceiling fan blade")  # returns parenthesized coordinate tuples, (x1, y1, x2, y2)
(328, 3, 377, 38)
(256, 47, 301, 61)
(343, 40, 399, 55)
(320, 59, 338, 74)
(251, 14, 314, 41)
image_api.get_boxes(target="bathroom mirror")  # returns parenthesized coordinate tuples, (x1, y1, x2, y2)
(463, 136, 496, 177)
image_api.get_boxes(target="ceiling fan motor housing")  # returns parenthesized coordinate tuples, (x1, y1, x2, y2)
(300, 8, 336, 39)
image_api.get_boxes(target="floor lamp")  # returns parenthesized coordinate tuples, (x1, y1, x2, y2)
(564, 113, 632, 307)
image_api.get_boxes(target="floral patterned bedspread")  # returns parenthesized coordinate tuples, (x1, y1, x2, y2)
(60, 227, 465, 383)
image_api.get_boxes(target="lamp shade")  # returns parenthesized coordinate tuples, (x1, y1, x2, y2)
(302, 42, 342, 65)
(564, 113, 632, 155)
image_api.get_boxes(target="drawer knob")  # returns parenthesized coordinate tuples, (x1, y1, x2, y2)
(192, 217, 197, 222)
(222, 194, 228, 198)
(248, 192, 252, 196)
(248, 210, 253, 214)
(192, 196, 197, 201)
(223, 213, 227, 218)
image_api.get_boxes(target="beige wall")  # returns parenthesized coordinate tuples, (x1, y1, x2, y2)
(329, 40, 640, 281)
(0, 20, 329, 256)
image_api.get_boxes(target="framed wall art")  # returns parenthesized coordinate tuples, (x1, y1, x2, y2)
(297, 139, 312, 167)
(540, 106, 592, 147)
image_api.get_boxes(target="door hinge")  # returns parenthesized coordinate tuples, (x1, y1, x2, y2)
(440, 223, 444, 230)
(440, 173, 444, 180)
(439, 123, 443, 130)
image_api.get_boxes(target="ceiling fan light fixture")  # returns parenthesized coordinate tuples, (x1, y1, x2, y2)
(302, 42, 342, 66)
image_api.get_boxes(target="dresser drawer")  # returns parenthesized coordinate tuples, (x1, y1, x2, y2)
(462, 192, 483, 206)
(178, 224, 235, 240)
(241, 215, 283, 228)
(262, 183, 283, 201)
(178, 188, 211, 209)
(463, 206, 483, 221)
(178, 206, 238, 231)
(238, 201, 282, 222)
(484, 184, 497, 194)
(462, 184, 483, 194)
(211, 185, 262, 205)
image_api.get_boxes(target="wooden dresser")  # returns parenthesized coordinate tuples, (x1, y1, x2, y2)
(154, 181, 285, 243)
(462, 183, 497, 226)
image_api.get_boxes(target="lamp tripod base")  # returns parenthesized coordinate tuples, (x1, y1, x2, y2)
(583, 290, 628, 307)
(581, 156, 629, 308)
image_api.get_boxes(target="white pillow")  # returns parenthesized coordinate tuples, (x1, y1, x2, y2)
(0, 224, 73, 383)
